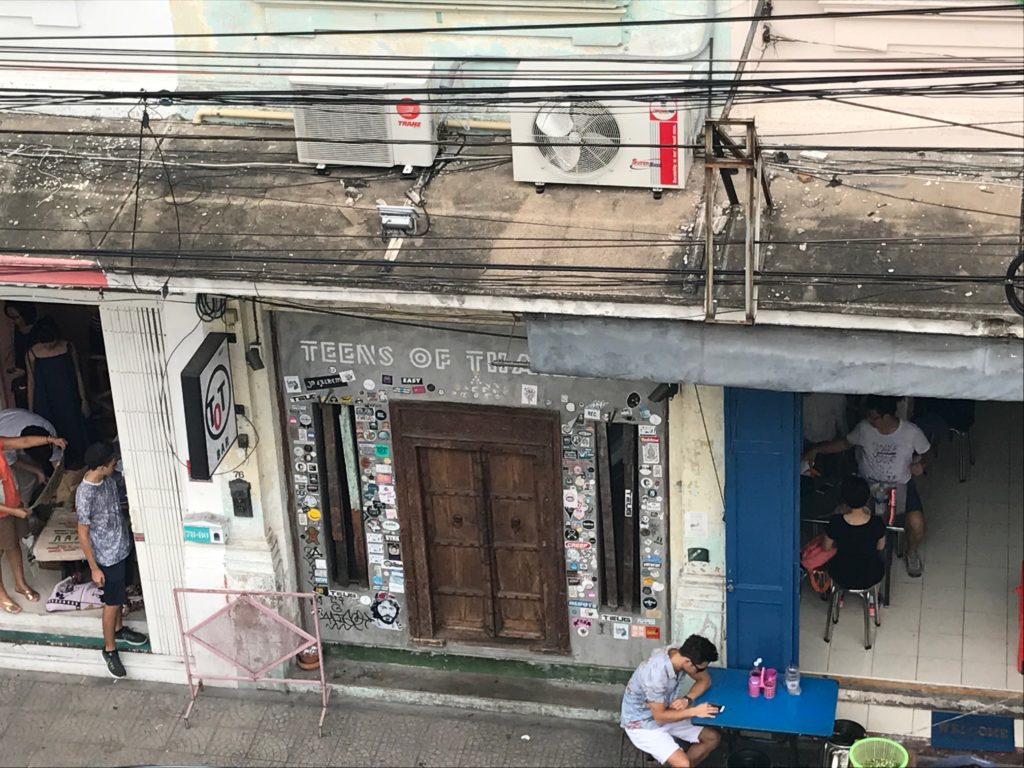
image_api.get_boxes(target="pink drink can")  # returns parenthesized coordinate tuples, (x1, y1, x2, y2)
(748, 670, 762, 697)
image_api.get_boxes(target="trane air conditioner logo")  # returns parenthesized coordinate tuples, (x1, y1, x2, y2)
(396, 98, 422, 128)
(630, 158, 661, 170)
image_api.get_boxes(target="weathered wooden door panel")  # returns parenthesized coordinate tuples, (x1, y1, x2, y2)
(485, 448, 545, 641)
(418, 445, 491, 640)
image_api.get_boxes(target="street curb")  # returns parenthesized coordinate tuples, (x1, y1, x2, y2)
(272, 684, 618, 724)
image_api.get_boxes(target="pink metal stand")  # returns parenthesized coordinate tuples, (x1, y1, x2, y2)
(172, 587, 330, 737)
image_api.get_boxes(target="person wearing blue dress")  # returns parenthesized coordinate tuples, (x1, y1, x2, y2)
(26, 317, 89, 469)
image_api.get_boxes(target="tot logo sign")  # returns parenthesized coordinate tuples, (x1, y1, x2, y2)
(182, 334, 238, 481)
(204, 364, 232, 441)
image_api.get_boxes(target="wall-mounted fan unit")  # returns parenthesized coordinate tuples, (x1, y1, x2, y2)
(510, 61, 704, 192)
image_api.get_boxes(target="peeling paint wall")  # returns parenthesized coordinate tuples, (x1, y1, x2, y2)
(0, 0, 178, 117)
(668, 384, 727, 660)
(172, 0, 719, 120)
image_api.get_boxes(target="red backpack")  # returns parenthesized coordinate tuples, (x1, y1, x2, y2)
(801, 533, 837, 594)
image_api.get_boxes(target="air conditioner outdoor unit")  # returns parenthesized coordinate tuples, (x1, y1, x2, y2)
(290, 68, 438, 169)
(510, 61, 704, 191)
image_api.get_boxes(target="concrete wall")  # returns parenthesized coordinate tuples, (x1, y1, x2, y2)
(272, 308, 672, 668)
(667, 384, 727, 661)
(168, 0, 719, 121)
(0, 0, 178, 117)
(726, 0, 1023, 148)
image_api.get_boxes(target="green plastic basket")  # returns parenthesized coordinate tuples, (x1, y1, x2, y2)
(849, 737, 909, 768)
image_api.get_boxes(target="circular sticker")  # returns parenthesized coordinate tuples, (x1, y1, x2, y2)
(298, 414, 312, 426)
(303, 495, 318, 507)
(295, 462, 307, 472)
(375, 410, 388, 420)
(650, 414, 663, 426)
(627, 392, 641, 408)
(359, 595, 372, 606)
(640, 477, 654, 489)
(363, 379, 376, 391)
(577, 626, 589, 637)
(572, 509, 586, 520)
(574, 477, 584, 487)
(307, 507, 322, 522)
(293, 446, 304, 457)
(378, 431, 391, 440)
(365, 431, 377, 441)
(642, 596, 658, 610)
(565, 403, 576, 413)
(652, 582, 665, 592)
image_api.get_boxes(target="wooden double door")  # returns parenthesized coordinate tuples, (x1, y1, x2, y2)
(392, 402, 568, 653)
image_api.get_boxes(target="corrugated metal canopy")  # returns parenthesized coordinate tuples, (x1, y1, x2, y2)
(526, 315, 1024, 401)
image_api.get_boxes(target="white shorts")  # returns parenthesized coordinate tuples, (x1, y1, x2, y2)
(625, 720, 704, 764)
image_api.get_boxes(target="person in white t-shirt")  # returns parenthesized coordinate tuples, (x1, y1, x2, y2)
(803, 394, 931, 577)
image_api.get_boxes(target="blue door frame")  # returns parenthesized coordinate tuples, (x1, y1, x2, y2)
(724, 388, 801, 671)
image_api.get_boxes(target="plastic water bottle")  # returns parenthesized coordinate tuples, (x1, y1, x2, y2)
(785, 664, 801, 695)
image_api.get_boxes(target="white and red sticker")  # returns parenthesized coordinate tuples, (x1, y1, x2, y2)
(648, 100, 679, 187)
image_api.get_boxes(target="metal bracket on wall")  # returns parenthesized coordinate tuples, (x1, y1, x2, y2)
(702, 118, 771, 325)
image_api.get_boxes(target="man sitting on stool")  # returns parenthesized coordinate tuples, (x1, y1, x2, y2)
(621, 635, 722, 767)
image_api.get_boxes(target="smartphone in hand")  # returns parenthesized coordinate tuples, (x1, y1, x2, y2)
(710, 704, 726, 713)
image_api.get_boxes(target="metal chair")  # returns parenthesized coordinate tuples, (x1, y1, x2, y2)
(950, 426, 975, 483)
(617, 731, 658, 767)
(823, 582, 881, 650)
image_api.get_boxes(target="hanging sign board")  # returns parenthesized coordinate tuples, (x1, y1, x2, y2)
(181, 333, 237, 481)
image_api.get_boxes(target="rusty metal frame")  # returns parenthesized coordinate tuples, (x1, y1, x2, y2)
(172, 587, 330, 737)
(702, 117, 768, 324)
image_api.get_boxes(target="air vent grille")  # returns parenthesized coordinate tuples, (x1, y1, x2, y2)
(292, 85, 393, 167)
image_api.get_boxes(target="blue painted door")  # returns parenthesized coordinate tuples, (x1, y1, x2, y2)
(724, 388, 801, 671)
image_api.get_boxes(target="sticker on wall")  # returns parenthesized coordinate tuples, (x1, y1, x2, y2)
(307, 507, 322, 522)
(641, 442, 660, 465)
(304, 374, 347, 391)
(638, 425, 657, 436)
(521, 384, 538, 406)
(284, 376, 301, 393)
(649, 414, 663, 426)
(645, 626, 661, 640)
(583, 407, 601, 421)
(613, 623, 629, 640)
(371, 593, 401, 630)
(631, 625, 646, 638)
(627, 392, 641, 408)
(641, 596, 658, 610)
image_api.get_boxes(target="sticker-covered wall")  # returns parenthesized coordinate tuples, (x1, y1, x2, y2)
(275, 311, 670, 667)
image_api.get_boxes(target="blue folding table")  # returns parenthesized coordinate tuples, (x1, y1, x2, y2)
(691, 668, 839, 764)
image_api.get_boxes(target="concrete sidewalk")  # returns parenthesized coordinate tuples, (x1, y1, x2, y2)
(0, 667, 631, 768)
(0, 667, 835, 768)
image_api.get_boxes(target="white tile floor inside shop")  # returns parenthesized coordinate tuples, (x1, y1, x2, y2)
(799, 400, 1024, 692)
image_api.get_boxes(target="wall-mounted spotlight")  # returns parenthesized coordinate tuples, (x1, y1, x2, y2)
(648, 383, 679, 403)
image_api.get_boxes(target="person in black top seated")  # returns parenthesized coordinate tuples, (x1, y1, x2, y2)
(823, 476, 886, 590)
